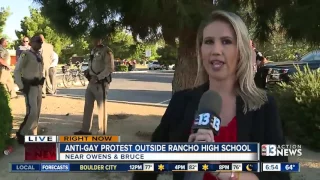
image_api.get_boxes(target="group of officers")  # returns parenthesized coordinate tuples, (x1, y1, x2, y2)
(0, 35, 114, 144)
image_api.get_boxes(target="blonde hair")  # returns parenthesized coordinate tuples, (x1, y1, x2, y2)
(194, 10, 267, 113)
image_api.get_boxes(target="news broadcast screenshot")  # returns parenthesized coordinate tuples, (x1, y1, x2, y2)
(2, 1, 320, 180)
(9, 135, 302, 175)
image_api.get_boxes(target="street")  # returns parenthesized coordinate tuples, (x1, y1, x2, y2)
(56, 71, 173, 106)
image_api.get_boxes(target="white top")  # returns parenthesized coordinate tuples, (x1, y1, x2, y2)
(50, 51, 59, 67)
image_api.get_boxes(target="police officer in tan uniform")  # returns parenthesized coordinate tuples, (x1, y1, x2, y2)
(74, 38, 114, 135)
(0, 38, 17, 98)
(14, 36, 45, 144)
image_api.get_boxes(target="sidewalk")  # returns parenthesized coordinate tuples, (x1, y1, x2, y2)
(0, 96, 319, 180)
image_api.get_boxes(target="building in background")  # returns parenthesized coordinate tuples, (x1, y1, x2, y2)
(7, 49, 17, 66)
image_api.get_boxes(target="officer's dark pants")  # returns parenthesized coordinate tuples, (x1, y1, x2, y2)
(81, 81, 109, 134)
(19, 85, 42, 135)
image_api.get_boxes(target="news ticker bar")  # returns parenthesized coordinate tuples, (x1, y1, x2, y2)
(9, 162, 300, 173)
(10, 162, 260, 172)
(24, 142, 259, 161)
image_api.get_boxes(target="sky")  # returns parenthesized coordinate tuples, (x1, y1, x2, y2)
(2, 0, 40, 41)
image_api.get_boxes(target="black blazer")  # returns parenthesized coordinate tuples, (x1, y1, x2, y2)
(133, 83, 290, 180)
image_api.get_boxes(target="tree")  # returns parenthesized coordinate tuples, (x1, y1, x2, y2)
(34, 0, 218, 91)
(59, 36, 90, 63)
(0, 7, 11, 35)
(34, 0, 320, 91)
(106, 28, 136, 60)
(257, 33, 315, 62)
(240, 6, 318, 62)
(15, 7, 71, 55)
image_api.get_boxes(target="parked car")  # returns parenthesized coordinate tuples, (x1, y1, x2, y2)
(264, 50, 320, 85)
(148, 61, 162, 70)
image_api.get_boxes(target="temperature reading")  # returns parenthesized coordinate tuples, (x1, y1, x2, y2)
(187, 163, 198, 171)
(143, 163, 154, 171)
(285, 165, 295, 170)
(281, 163, 299, 172)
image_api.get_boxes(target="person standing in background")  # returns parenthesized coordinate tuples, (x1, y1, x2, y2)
(251, 40, 268, 89)
(0, 38, 17, 98)
(39, 34, 54, 98)
(251, 41, 264, 67)
(16, 36, 31, 59)
(48, 51, 58, 94)
(250, 40, 257, 73)
(74, 38, 114, 135)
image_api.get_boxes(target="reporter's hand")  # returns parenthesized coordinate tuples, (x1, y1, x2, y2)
(216, 172, 237, 180)
(188, 129, 214, 142)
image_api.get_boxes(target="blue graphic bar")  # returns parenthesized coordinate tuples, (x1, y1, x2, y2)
(59, 143, 259, 153)
(10, 162, 260, 172)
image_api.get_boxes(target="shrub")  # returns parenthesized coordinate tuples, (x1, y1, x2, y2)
(0, 83, 13, 152)
(270, 66, 320, 151)
(115, 65, 128, 72)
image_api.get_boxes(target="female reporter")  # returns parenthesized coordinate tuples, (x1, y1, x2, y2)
(133, 10, 289, 180)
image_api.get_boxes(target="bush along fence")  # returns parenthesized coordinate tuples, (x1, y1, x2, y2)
(0, 83, 14, 152)
(115, 65, 128, 72)
(271, 66, 320, 151)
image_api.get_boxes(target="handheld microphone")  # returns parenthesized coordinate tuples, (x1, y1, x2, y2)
(184, 90, 222, 180)
(192, 90, 222, 135)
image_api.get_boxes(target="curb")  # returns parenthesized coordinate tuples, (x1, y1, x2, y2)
(113, 71, 149, 74)
(53, 94, 169, 108)
(56, 71, 149, 76)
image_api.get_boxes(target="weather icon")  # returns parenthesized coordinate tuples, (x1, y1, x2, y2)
(246, 164, 253, 171)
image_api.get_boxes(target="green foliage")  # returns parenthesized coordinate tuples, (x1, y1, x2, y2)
(0, 7, 11, 35)
(115, 65, 128, 72)
(60, 37, 90, 63)
(36, 0, 320, 45)
(0, 83, 13, 152)
(257, 33, 315, 62)
(271, 66, 320, 151)
(157, 44, 177, 65)
(239, 0, 320, 44)
(34, 0, 218, 45)
(106, 29, 135, 60)
(35, 0, 320, 52)
(246, 12, 317, 62)
(15, 7, 71, 55)
(129, 42, 160, 61)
